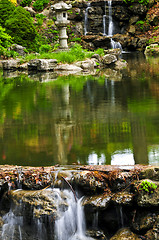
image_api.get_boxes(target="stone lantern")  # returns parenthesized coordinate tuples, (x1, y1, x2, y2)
(52, 1, 72, 49)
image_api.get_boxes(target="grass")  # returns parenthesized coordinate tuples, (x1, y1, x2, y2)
(22, 44, 94, 64)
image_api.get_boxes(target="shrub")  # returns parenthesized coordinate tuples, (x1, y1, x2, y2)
(5, 6, 37, 50)
(33, 0, 49, 11)
(94, 48, 104, 56)
(0, 0, 16, 26)
(20, 0, 32, 7)
(0, 25, 12, 55)
(39, 44, 52, 53)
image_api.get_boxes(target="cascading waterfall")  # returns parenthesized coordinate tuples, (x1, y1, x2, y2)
(108, 0, 113, 37)
(54, 189, 93, 240)
(84, 3, 91, 35)
(103, 0, 122, 50)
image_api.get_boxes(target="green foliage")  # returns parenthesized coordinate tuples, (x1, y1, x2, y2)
(33, 0, 49, 11)
(0, 0, 16, 27)
(39, 44, 52, 53)
(136, 20, 145, 25)
(5, 6, 37, 51)
(94, 48, 105, 56)
(23, 43, 94, 63)
(0, 25, 17, 58)
(139, 180, 157, 194)
(123, 0, 149, 6)
(20, 0, 32, 7)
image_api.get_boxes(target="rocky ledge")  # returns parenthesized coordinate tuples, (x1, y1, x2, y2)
(1, 48, 127, 76)
(0, 164, 158, 239)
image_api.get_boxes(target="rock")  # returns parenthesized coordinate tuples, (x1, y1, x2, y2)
(55, 64, 82, 74)
(2, 60, 20, 70)
(102, 54, 117, 65)
(144, 44, 159, 57)
(115, 59, 127, 70)
(24, 6, 36, 17)
(137, 37, 147, 49)
(9, 44, 27, 56)
(128, 25, 136, 35)
(86, 229, 108, 240)
(140, 166, 159, 181)
(135, 179, 159, 207)
(75, 59, 94, 71)
(104, 49, 121, 59)
(0, 216, 4, 227)
(93, 36, 111, 49)
(28, 59, 58, 71)
(110, 228, 140, 240)
(19, 62, 28, 70)
(111, 192, 134, 206)
(128, 3, 148, 15)
(83, 194, 111, 210)
(10, 189, 68, 219)
(145, 220, 159, 240)
(73, 171, 106, 193)
(132, 211, 157, 232)
(91, 54, 100, 61)
(129, 16, 139, 25)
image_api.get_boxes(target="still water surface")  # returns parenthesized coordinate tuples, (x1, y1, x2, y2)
(0, 52, 159, 166)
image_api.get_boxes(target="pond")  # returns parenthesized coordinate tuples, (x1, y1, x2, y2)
(0, 52, 159, 166)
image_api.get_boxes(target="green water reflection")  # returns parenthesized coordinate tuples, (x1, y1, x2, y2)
(0, 53, 159, 166)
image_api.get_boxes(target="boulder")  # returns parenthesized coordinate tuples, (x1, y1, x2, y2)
(139, 166, 159, 181)
(86, 230, 108, 240)
(9, 44, 27, 56)
(83, 194, 111, 210)
(111, 192, 134, 206)
(135, 179, 159, 207)
(102, 54, 117, 65)
(144, 44, 159, 57)
(104, 49, 121, 59)
(132, 211, 158, 232)
(55, 64, 82, 74)
(28, 59, 58, 71)
(2, 60, 20, 70)
(110, 228, 140, 240)
(75, 59, 94, 71)
(10, 189, 68, 219)
(128, 25, 136, 35)
(24, 6, 36, 17)
(128, 3, 148, 15)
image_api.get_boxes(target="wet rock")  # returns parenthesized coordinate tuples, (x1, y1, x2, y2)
(110, 227, 140, 240)
(144, 220, 159, 240)
(111, 192, 134, 206)
(73, 171, 106, 194)
(104, 49, 122, 60)
(139, 166, 159, 181)
(144, 44, 159, 57)
(10, 189, 68, 219)
(93, 36, 111, 49)
(83, 194, 111, 210)
(0, 217, 4, 227)
(128, 3, 148, 16)
(132, 211, 158, 232)
(86, 229, 108, 240)
(102, 54, 117, 65)
(128, 25, 136, 35)
(135, 179, 159, 207)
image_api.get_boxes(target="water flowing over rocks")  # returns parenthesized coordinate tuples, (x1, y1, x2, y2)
(0, 165, 158, 239)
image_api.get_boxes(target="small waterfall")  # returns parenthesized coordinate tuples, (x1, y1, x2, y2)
(92, 211, 98, 229)
(54, 189, 93, 240)
(108, 0, 113, 37)
(2, 210, 23, 240)
(103, 0, 122, 50)
(84, 3, 91, 35)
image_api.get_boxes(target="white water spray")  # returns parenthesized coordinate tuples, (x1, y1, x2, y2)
(54, 189, 93, 240)
(84, 3, 91, 35)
